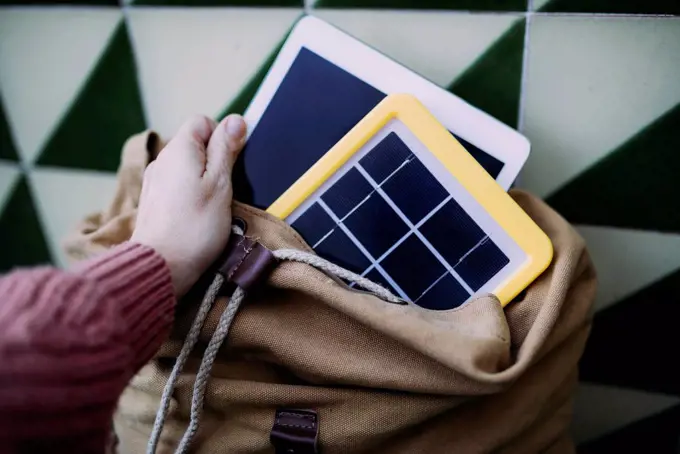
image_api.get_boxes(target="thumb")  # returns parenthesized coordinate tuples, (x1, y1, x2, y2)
(205, 114, 246, 181)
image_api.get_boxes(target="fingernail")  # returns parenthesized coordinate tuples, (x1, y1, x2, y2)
(225, 115, 245, 140)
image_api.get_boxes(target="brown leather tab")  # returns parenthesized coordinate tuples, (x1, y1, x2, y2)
(218, 233, 277, 291)
(270, 409, 319, 454)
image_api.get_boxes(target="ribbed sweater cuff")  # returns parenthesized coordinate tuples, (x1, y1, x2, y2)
(77, 242, 176, 371)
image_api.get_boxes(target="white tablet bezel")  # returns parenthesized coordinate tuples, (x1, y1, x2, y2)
(244, 15, 530, 191)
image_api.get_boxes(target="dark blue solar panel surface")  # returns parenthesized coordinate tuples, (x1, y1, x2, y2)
(290, 203, 335, 245)
(321, 168, 373, 218)
(343, 193, 409, 258)
(420, 199, 486, 267)
(455, 238, 510, 291)
(314, 229, 370, 273)
(359, 132, 412, 184)
(235, 47, 505, 209)
(382, 158, 449, 224)
(417, 274, 469, 310)
(379, 234, 445, 300)
(291, 133, 510, 310)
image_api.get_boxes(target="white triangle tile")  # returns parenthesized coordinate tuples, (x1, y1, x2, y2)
(0, 8, 122, 165)
(576, 225, 680, 312)
(127, 7, 301, 138)
(571, 383, 680, 444)
(0, 161, 20, 213)
(30, 168, 118, 267)
(521, 16, 680, 197)
(315, 10, 519, 88)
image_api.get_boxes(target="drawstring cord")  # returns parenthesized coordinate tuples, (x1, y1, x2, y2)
(147, 230, 403, 454)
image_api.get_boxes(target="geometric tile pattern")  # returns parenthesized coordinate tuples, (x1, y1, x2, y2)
(0, 97, 18, 161)
(579, 267, 680, 396)
(448, 18, 526, 128)
(36, 22, 146, 172)
(548, 104, 680, 233)
(0, 176, 53, 272)
(0, 0, 678, 450)
(0, 8, 125, 164)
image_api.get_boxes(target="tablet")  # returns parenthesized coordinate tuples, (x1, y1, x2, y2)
(235, 15, 530, 210)
(268, 94, 552, 309)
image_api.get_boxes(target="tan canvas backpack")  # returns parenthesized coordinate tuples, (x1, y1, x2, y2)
(66, 131, 597, 454)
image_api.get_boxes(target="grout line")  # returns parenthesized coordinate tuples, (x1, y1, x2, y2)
(18, 160, 31, 174)
(0, 4, 674, 17)
(517, 0, 534, 134)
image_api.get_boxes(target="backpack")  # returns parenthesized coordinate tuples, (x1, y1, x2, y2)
(66, 131, 596, 454)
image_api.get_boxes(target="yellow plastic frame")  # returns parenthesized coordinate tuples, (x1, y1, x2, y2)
(267, 94, 553, 306)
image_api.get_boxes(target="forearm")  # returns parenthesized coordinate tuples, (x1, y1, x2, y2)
(0, 243, 175, 448)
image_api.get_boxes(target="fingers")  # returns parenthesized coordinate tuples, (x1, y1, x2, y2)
(166, 115, 217, 172)
(205, 114, 246, 181)
(176, 115, 217, 146)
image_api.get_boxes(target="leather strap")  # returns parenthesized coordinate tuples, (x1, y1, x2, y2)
(270, 409, 319, 454)
(217, 231, 277, 291)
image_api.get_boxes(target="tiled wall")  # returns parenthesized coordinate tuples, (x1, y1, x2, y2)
(0, 0, 678, 450)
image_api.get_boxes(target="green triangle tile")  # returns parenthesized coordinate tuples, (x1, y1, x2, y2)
(579, 266, 680, 395)
(0, 98, 19, 162)
(0, 177, 53, 272)
(539, 0, 680, 15)
(135, 0, 302, 6)
(217, 25, 292, 119)
(36, 22, 146, 173)
(548, 103, 680, 233)
(447, 18, 525, 128)
(579, 405, 680, 454)
(315, 0, 526, 10)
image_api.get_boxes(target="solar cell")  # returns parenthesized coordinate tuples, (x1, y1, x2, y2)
(342, 193, 409, 259)
(416, 274, 469, 310)
(381, 158, 449, 224)
(454, 238, 510, 291)
(378, 234, 446, 300)
(291, 203, 335, 245)
(420, 199, 487, 267)
(359, 132, 413, 184)
(314, 228, 371, 274)
(321, 167, 373, 219)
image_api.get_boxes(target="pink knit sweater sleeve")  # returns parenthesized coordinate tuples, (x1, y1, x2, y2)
(0, 242, 176, 452)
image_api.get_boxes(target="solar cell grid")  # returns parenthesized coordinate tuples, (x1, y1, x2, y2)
(290, 131, 511, 310)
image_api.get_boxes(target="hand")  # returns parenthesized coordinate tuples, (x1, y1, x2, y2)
(131, 114, 247, 296)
